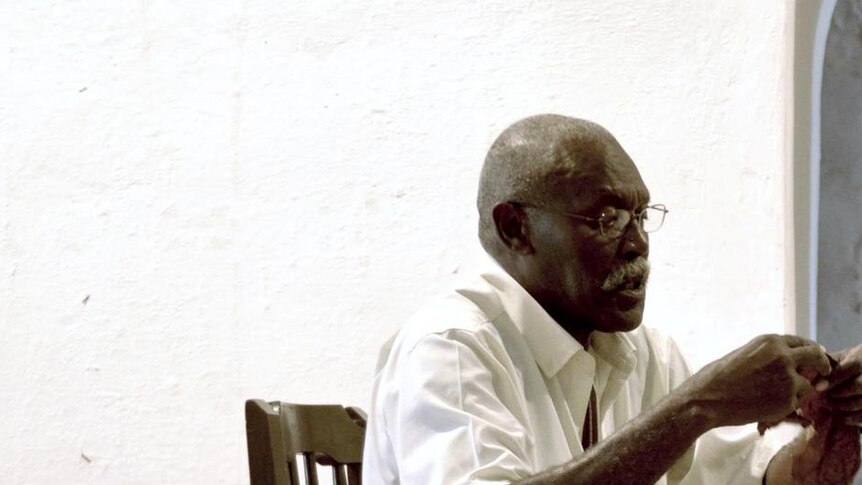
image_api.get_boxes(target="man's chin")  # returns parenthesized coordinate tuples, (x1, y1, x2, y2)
(596, 292, 645, 333)
(608, 286, 646, 311)
(595, 315, 643, 334)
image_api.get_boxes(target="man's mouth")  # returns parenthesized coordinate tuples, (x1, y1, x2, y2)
(616, 276, 645, 292)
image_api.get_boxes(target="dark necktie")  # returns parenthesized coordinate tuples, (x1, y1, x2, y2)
(581, 386, 598, 450)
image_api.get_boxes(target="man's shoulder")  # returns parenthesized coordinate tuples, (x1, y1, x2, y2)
(398, 275, 505, 351)
(372, 273, 511, 371)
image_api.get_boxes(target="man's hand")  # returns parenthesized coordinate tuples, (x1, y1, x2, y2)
(826, 344, 862, 425)
(685, 334, 832, 428)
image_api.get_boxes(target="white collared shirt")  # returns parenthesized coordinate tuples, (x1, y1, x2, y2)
(362, 263, 794, 484)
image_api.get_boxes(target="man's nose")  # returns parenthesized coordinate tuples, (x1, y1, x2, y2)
(619, 219, 649, 260)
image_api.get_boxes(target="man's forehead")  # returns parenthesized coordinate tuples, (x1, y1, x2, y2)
(589, 185, 651, 207)
(544, 166, 650, 209)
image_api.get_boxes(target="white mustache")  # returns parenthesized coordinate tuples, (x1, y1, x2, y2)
(601, 258, 650, 291)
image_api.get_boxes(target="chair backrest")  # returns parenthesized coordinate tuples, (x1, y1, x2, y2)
(245, 399, 367, 485)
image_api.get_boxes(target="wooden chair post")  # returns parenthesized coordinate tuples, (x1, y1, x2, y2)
(245, 399, 367, 485)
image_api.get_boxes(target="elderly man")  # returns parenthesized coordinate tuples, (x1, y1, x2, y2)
(362, 115, 862, 484)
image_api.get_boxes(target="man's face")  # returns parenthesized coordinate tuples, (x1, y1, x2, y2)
(525, 143, 651, 338)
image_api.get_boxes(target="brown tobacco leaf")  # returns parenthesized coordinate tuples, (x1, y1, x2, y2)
(759, 390, 861, 484)
(758, 352, 861, 484)
(790, 391, 861, 484)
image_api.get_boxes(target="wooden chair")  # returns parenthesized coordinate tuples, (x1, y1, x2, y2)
(245, 399, 367, 485)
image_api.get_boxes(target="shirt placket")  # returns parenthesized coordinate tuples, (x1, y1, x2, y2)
(557, 351, 597, 454)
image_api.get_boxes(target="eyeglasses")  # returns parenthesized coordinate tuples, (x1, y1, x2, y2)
(511, 201, 669, 239)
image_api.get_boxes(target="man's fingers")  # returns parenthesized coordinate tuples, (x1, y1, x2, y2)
(814, 377, 830, 392)
(828, 359, 862, 389)
(789, 345, 833, 377)
(779, 412, 812, 427)
(782, 334, 821, 349)
(793, 373, 813, 402)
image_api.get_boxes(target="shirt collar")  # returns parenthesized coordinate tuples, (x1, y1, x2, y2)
(477, 256, 637, 378)
(592, 330, 637, 374)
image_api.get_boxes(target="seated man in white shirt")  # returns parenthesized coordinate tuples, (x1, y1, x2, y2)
(362, 114, 862, 484)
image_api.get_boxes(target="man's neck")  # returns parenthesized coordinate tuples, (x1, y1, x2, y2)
(562, 321, 592, 350)
(494, 255, 595, 349)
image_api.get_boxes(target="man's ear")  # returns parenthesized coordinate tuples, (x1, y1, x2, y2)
(492, 202, 535, 254)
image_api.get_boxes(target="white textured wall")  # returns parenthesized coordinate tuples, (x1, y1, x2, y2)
(1, 1, 794, 483)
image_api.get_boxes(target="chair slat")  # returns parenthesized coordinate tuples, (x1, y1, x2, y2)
(334, 464, 349, 485)
(302, 452, 319, 485)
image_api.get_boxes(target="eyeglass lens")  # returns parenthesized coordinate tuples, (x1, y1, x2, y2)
(640, 207, 666, 233)
(605, 207, 666, 236)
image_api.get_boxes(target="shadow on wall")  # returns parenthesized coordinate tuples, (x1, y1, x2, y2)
(816, 3, 862, 484)
(818, 0, 862, 354)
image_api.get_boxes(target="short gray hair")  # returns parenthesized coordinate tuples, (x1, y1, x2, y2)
(476, 114, 616, 256)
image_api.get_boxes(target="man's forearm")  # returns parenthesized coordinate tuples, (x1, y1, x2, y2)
(516, 387, 715, 485)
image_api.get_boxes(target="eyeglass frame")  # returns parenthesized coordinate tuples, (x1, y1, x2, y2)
(509, 201, 669, 238)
